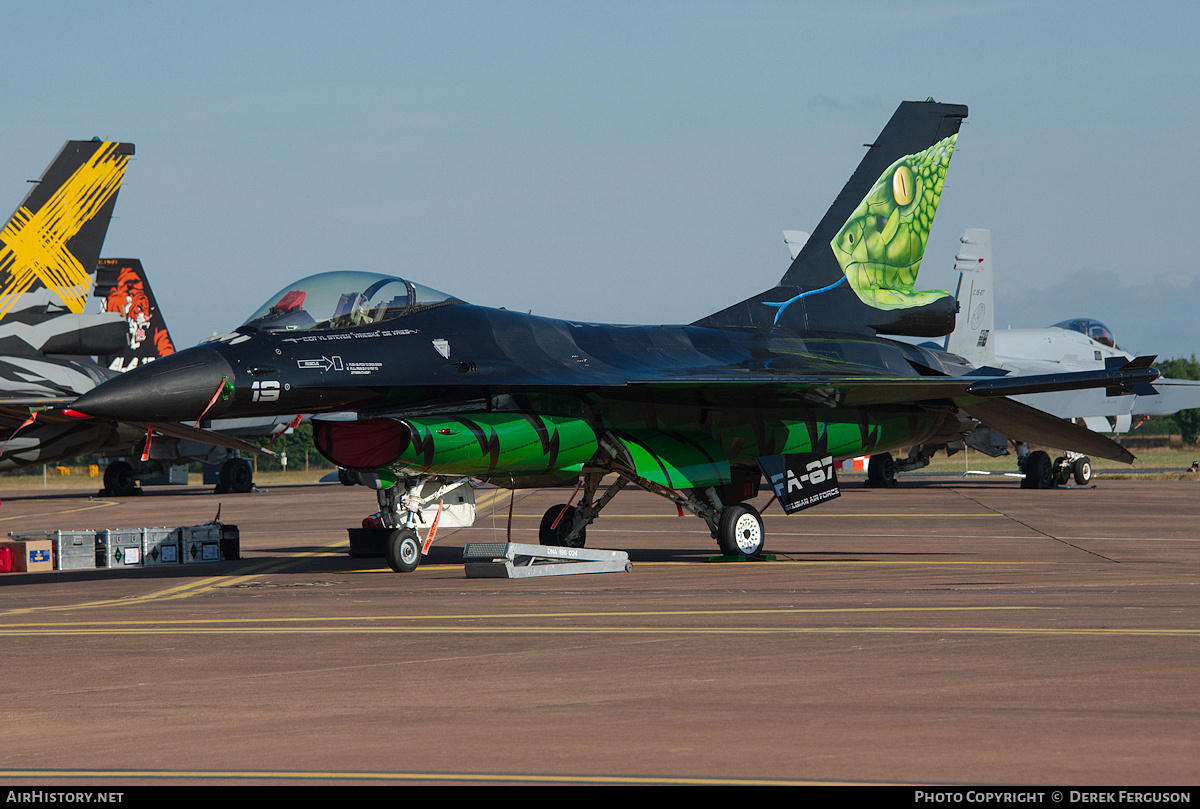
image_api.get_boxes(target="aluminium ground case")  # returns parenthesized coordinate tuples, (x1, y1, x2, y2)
(7, 530, 97, 571)
(97, 528, 143, 567)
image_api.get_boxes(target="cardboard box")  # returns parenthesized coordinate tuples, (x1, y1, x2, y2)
(0, 539, 53, 573)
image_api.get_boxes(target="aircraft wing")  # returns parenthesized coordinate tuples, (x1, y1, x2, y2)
(126, 419, 276, 457)
(627, 355, 1161, 409)
(1, 405, 275, 458)
(347, 357, 1156, 465)
(627, 377, 1142, 463)
(952, 396, 1134, 463)
(1008, 378, 1200, 426)
(1012, 387, 1137, 421)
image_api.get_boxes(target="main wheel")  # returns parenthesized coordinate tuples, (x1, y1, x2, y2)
(1073, 456, 1093, 485)
(717, 503, 765, 558)
(1021, 450, 1054, 489)
(385, 528, 422, 573)
(337, 467, 357, 486)
(865, 453, 896, 488)
(222, 458, 253, 493)
(1053, 456, 1072, 486)
(104, 461, 137, 496)
(540, 504, 585, 548)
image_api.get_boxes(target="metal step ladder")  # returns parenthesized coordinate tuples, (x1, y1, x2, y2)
(463, 542, 632, 578)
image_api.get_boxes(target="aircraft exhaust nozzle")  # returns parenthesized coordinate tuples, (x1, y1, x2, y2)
(71, 347, 235, 423)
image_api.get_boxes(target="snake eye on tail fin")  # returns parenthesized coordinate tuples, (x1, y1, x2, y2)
(694, 100, 966, 337)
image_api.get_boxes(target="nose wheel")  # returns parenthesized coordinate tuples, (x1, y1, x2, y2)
(385, 528, 422, 573)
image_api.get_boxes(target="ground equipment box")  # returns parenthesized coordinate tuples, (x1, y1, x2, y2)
(219, 524, 240, 561)
(141, 527, 180, 565)
(347, 527, 388, 557)
(52, 530, 98, 570)
(97, 528, 143, 567)
(180, 524, 224, 563)
(9, 530, 97, 571)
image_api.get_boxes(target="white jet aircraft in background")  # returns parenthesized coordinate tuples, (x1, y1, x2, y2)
(819, 228, 1200, 488)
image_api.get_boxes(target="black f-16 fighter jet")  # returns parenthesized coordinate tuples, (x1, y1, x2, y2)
(72, 101, 1158, 571)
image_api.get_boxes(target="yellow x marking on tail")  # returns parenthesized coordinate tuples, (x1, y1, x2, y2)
(0, 142, 129, 318)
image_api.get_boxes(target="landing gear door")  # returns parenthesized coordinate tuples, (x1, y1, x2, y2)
(413, 479, 477, 528)
(755, 453, 841, 514)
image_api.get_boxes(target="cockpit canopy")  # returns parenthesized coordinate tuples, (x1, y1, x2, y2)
(1051, 318, 1116, 348)
(240, 271, 463, 332)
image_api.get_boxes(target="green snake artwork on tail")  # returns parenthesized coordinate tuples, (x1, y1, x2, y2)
(831, 133, 956, 309)
(763, 133, 957, 323)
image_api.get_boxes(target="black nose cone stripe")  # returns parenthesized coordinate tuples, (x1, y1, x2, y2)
(73, 348, 235, 422)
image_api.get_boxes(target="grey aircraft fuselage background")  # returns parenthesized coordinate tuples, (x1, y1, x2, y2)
(943, 228, 1200, 434)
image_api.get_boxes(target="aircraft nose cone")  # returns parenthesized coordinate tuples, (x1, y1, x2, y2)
(72, 347, 235, 422)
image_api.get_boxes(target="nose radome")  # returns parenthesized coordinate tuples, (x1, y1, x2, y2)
(71, 347, 235, 422)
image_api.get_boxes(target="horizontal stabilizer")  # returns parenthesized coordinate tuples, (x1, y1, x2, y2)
(964, 356, 1159, 398)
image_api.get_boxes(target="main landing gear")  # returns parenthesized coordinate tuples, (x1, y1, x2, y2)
(537, 469, 767, 559)
(103, 460, 138, 497)
(864, 453, 898, 488)
(367, 464, 768, 571)
(1020, 449, 1092, 489)
(866, 446, 1092, 490)
(215, 457, 254, 494)
(716, 503, 765, 557)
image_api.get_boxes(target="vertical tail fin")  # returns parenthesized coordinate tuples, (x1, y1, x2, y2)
(0, 140, 134, 320)
(94, 258, 176, 372)
(695, 101, 966, 336)
(944, 229, 995, 366)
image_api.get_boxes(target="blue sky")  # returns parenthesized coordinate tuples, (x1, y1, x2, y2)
(4, 1, 1198, 358)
